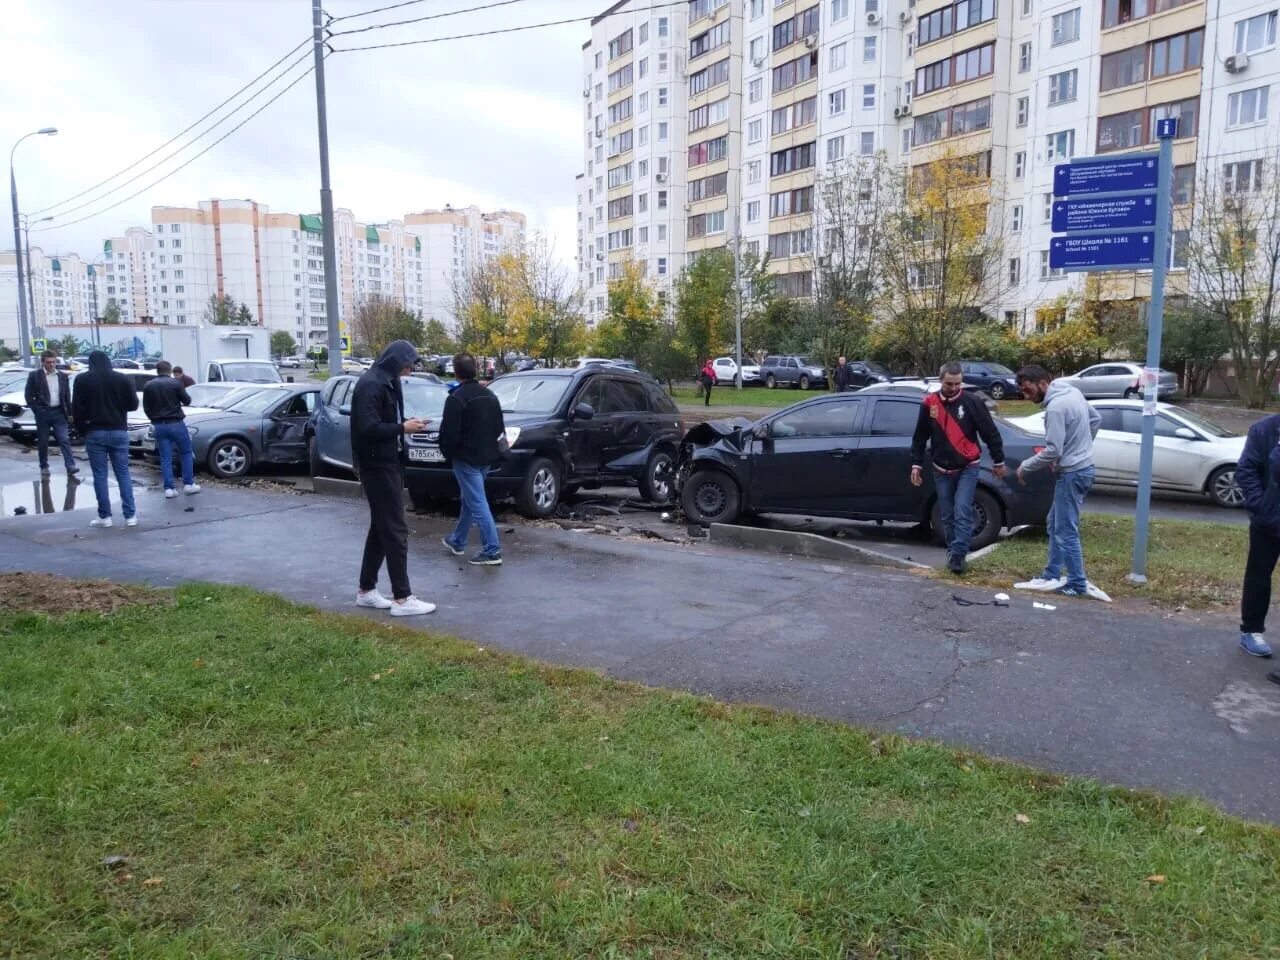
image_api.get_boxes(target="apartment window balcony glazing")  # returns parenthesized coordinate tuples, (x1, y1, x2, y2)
(917, 0, 996, 48)
(914, 42, 994, 96)
(1102, 0, 1194, 30)
(773, 6, 820, 52)
(773, 51, 819, 93)
(688, 0, 728, 24)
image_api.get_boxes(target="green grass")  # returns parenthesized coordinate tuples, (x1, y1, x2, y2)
(3, 585, 1278, 958)
(966, 515, 1246, 608)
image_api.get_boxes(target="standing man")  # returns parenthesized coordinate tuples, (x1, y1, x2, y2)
(72, 351, 138, 528)
(172, 366, 195, 389)
(834, 356, 853, 393)
(351, 340, 435, 617)
(910, 361, 1005, 574)
(25, 350, 79, 479)
(143, 360, 201, 499)
(440, 352, 505, 566)
(1014, 364, 1106, 600)
(1231, 411, 1280, 681)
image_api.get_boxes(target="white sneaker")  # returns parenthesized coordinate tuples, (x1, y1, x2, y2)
(1085, 581, 1113, 603)
(1014, 576, 1067, 592)
(90, 517, 113, 528)
(354, 590, 393, 610)
(184, 484, 201, 495)
(125, 516, 138, 528)
(164, 489, 179, 499)
(389, 595, 436, 617)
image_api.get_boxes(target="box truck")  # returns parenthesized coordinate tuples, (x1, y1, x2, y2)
(42, 324, 281, 383)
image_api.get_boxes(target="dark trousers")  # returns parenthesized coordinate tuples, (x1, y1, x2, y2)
(358, 460, 411, 600)
(701, 379, 713, 405)
(36, 409, 76, 472)
(1241, 523, 1280, 634)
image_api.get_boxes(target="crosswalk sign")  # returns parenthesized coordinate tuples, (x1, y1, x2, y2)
(32, 339, 46, 352)
(340, 336, 350, 353)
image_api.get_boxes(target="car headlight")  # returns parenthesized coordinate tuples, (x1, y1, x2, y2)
(145, 427, 154, 440)
(504, 426, 521, 446)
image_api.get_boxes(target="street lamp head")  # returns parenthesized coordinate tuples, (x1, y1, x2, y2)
(37, 127, 57, 136)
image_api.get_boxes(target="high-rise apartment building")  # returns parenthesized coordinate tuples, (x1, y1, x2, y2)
(0, 249, 101, 346)
(404, 205, 527, 325)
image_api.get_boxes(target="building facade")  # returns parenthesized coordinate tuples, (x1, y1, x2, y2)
(404, 205, 527, 325)
(0, 249, 101, 348)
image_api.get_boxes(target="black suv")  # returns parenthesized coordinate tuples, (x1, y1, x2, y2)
(759, 355, 828, 390)
(406, 366, 685, 518)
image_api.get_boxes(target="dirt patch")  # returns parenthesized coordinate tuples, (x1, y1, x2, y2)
(0, 573, 167, 617)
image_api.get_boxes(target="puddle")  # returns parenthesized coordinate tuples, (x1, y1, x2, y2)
(0, 475, 153, 518)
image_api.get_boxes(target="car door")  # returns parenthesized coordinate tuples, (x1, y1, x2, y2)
(1111, 408, 1207, 490)
(713, 358, 735, 383)
(319, 378, 355, 469)
(1087, 405, 1128, 483)
(262, 391, 318, 463)
(566, 376, 610, 476)
(848, 362, 870, 389)
(847, 397, 928, 517)
(750, 398, 863, 513)
(1073, 365, 1110, 398)
(600, 378, 652, 468)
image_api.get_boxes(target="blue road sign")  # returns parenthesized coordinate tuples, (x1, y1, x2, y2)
(1051, 194, 1157, 233)
(1049, 232, 1155, 271)
(1053, 153, 1159, 198)
(1155, 117, 1179, 139)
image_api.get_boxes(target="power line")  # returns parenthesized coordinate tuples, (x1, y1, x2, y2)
(32, 37, 312, 216)
(329, 0, 431, 23)
(330, 0, 533, 38)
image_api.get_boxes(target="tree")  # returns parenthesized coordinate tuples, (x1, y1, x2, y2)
(351, 295, 425, 356)
(101, 300, 122, 325)
(673, 248, 736, 366)
(235, 303, 255, 325)
(454, 252, 521, 362)
(421, 318, 457, 356)
(595, 258, 665, 366)
(1163, 301, 1231, 397)
(54, 334, 82, 358)
(203, 294, 240, 326)
(270, 331, 298, 358)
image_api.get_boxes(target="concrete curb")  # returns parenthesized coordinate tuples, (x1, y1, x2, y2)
(709, 523, 929, 570)
(312, 477, 363, 498)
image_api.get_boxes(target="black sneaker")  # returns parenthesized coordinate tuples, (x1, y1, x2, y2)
(947, 554, 966, 575)
(469, 550, 502, 566)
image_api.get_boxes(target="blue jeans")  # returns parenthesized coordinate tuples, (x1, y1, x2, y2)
(448, 460, 499, 555)
(35, 409, 77, 472)
(154, 421, 195, 489)
(934, 464, 980, 558)
(1042, 466, 1094, 591)
(84, 430, 136, 520)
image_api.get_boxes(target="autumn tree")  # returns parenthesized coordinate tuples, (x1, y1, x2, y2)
(595, 258, 666, 365)
(352, 295, 424, 356)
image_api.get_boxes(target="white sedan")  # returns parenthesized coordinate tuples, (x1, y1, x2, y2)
(1007, 399, 1245, 508)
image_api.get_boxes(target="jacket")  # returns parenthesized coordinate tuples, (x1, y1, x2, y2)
(350, 340, 418, 467)
(71, 351, 138, 434)
(910, 390, 1004, 472)
(1237, 414, 1280, 533)
(439, 379, 506, 468)
(834, 363, 852, 392)
(142, 375, 192, 423)
(24, 368, 73, 419)
(1019, 379, 1101, 474)
(699, 363, 715, 385)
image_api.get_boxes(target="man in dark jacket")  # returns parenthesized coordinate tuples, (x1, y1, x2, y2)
(910, 361, 1005, 574)
(350, 340, 434, 617)
(143, 360, 200, 499)
(72, 350, 139, 528)
(439, 352, 506, 565)
(833, 357, 852, 393)
(1233, 413, 1280, 682)
(172, 366, 195, 389)
(25, 349, 79, 478)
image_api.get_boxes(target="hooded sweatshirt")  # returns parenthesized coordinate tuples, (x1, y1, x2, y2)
(1019, 379, 1101, 475)
(71, 351, 139, 434)
(350, 340, 418, 466)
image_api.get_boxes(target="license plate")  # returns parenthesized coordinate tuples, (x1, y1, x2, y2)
(408, 447, 444, 462)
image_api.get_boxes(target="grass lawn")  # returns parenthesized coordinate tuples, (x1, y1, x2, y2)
(3, 583, 1278, 958)
(670, 385, 1041, 420)
(966, 515, 1246, 608)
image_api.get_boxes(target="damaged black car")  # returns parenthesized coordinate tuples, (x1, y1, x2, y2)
(675, 386, 1054, 549)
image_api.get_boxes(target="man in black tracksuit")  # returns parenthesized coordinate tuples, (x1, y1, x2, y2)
(350, 340, 435, 617)
(909, 361, 1005, 574)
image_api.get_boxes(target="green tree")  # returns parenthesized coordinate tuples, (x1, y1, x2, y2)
(1163, 302, 1232, 397)
(203, 294, 240, 326)
(674, 248, 736, 366)
(421, 318, 457, 356)
(235, 303, 255, 325)
(352, 296, 425, 355)
(101, 300, 122, 325)
(270, 331, 298, 358)
(54, 335, 82, 358)
(595, 259, 664, 366)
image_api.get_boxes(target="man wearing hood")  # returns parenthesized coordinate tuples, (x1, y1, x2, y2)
(350, 340, 435, 617)
(72, 350, 139, 528)
(1014, 364, 1105, 600)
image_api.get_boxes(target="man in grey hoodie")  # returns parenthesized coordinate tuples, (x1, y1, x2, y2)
(1014, 364, 1105, 600)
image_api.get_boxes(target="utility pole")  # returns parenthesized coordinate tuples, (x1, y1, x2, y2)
(732, 210, 743, 391)
(312, 0, 343, 377)
(9, 128, 57, 367)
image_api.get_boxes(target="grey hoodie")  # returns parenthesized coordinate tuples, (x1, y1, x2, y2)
(1020, 379, 1101, 475)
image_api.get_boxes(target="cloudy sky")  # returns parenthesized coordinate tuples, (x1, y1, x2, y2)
(1, 0, 590, 266)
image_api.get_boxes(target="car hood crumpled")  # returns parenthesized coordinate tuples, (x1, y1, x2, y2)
(682, 416, 758, 450)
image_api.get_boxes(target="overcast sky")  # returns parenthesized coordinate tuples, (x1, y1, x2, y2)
(1, 0, 588, 267)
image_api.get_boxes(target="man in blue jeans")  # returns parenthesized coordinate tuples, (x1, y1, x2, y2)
(142, 360, 201, 499)
(25, 350, 79, 480)
(71, 351, 138, 528)
(1014, 364, 1106, 601)
(438, 352, 505, 566)
(910, 361, 1006, 574)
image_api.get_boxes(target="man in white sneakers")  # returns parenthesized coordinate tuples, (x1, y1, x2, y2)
(142, 361, 201, 500)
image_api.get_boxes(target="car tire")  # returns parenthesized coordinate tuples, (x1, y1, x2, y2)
(1208, 465, 1245, 509)
(516, 456, 561, 518)
(799, 374, 811, 390)
(1123, 388, 1139, 399)
(308, 436, 332, 479)
(208, 438, 252, 479)
(989, 382, 1007, 400)
(766, 374, 777, 390)
(931, 487, 1002, 550)
(639, 448, 675, 504)
(681, 468, 741, 525)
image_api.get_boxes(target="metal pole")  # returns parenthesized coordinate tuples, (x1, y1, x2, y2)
(22, 218, 36, 322)
(1127, 122, 1176, 583)
(732, 210, 743, 391)
(10, 165, 31, 367)
(312, 0, 343, 378)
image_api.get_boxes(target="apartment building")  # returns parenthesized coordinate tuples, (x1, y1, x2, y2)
(0, 249, 101, 346)
(404, 205, 527, 325)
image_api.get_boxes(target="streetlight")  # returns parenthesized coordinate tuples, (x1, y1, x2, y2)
(19, 213, 53, 322)
(9, 126, 58, 366)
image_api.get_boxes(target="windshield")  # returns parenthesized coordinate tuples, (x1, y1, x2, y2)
(488, 375, 570, 414)
(402, 378, 448, 422)
(221, 362, 283, 384)
(1174, 408, 1237, 438)
(222, 389, 283, 414)
(0, 372, 27, 394)
(185, 384, 234, 407)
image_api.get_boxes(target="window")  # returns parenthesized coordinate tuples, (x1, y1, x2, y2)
(658, 121, 669, 140)
(1008, 257, 1022, 284)
(639, 57, 648, 78)
(688, 57, 731, 94)
(657, 257, 668, 275)
(832, 0, 848, 21)
(1011, 204, 1023, 232)
(1228, 87, 1270, 127)
(1103, 0, 1195, 30)
(688, 172, 729, 202)
(607, 163, 633, 188)
(657, 191, 668, 209)
(608, 97, 633, 123)
(749, 78, 764, 102)
(1097, 108, 1146, 152)
(1100, 45, 1147, 91)
(1048, 69, 1077, 104)
(1224, 159, 1264, 195)
(608, 63, 633, 93)
(770, 141, 816, 175)
(1052, 8, 1081, 44)
(913, 96, 991, 145)
(1039, 250, 1065, 279)
(1236, 11, 1277, 53)
(1150, 29, 1203, 78)
(688, 134, 729, 166)
(747, 200, 761, 222)
(608, 29, 633, 60)
(1021, 0, 1032, 14)
(1150, 98, 1197, 140)
(1014, 151, 1026, 178)
(638, 159, 648, 177)
(657, 86, 668, 106)
(1174, 163, 1195, 204)
(773, 400, 859, 438)
(1043, 192, 1054, 222)
(1016, 96, 1029, 126)
(595, 51, 603, 69)
(608, 196, 633, 219)
(749, 117, 764, 142)
(639, 22, 648, 43)
(638, 125, 648, 145)
(773, 5, 820, 52)
(829, 89, 846, 115)
(862, 84, 876, 108)
(772, 96, 817, 133)
(864, 36, 877, 61)
(747, 159, 763, 184)
(769, 185, 814, 217)
(690, 20, 731, 59)
(639, 193, 649, 213)
(1019, 41, 1032, 71)
(750, 36, 766, 61)
(752, 0, 765, 17)
(1045, 130, 1075, 159)
(917, 0, 996, 46)
(827, 135, 845, 162)
(658, 224, 667, 240)
(860, 131, 875, 155)
(772, 51, 819, 92)
(686, 210, 726, 238)
(658, 16, 668, 36)
(830, 42, 847, 70)
(659, 52, 669, 71)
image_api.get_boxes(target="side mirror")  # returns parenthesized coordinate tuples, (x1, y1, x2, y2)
(338, 405, 352, 417)
(573, 402, 595, 421)
(752, 423, 770, 440)
(1174, 426, 1197, 441)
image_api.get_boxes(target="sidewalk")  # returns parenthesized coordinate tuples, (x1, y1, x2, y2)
(0, 446, 1277, 822)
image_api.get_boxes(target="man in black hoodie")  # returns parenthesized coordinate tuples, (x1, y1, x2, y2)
(25, 349, 79, 479)
(143, 360, 200, 499)
(72, 350, 139, 528)
(350, 340, 435, 617)
(439, 352, 506, 566)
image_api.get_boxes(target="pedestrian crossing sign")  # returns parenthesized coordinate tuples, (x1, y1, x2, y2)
(32, 339, 46, 352)
(340, 336, 350, 353)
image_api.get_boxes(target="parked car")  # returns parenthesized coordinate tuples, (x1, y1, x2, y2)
(760, 355, 828, 390)
(276, 356, 303, 369)
(959, 361, 1020, 400)
(859, 378, 998, 411)
(1007, 399, 1245, 508)
(1058, 362, 1180, 400)
(711, 356, 762, 386)
(341, 358, 371, 374)
(843, 360, 896, 390)
(676, 385, 1055, 548)
(205, 358, 284, 384)
(111, 358, 142, 370)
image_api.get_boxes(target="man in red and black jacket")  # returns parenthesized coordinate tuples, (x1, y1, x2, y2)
(910, 361, 1005, 574)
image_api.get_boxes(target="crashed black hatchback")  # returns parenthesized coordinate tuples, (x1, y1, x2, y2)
(675, 386, 1054, 549)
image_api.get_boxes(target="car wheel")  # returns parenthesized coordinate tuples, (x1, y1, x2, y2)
(516, 456, 561, 518)
(681, 469, 741, 525)
(989, 382, 1007, 400)
(931, 487, 1002, 550)
(208, 438, 251, 479)
(1208, 465, 1245, 509)
(766, 374, 777, 390)
(308, 436, 331, 479)
(639, 448, 675, 504)
(1123, 388, 1139, 399)
(799, 374, 811, 390)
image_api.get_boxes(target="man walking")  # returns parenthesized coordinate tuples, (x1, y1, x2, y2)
(834, 356, 853, 393)
(1014, 364, 1106, 600)
(440, 352, 505, 566)
(25, 350, 79, 479)
(1231, 411, 1280, 682)
(143, 360, 201, 499)
(910, 361, 1005, 574)
(72, 350, 138, 528)
(351, 340, 435, 617)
